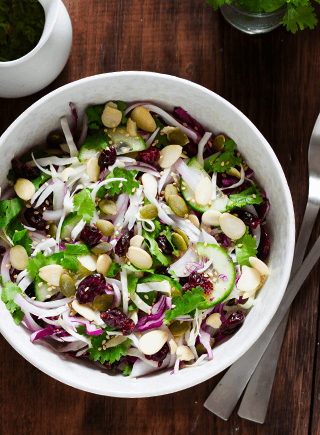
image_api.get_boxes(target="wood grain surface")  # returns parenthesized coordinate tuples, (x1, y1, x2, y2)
(1, 0, 320, 433)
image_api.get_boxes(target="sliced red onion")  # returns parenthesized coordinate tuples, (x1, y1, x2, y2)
(175, 158, 204, 192)
(220, 166, 245, 191)
(123, 186, 143, 230)
(144, 188, 174, 225)
(59, 341, 88, 353)
(90, 177, 126, 202)
(142, 104, 198, 142)
(31, 156, 78, 167)
(57, 315, 91, 345)
(197, 259, 213, 273)
(25, 296, 72, 309)
(125, 333, 140, 348)
(211, 173, 217, 200)
(14, 293, 68, 318)
(120, 268, 129, 315)
(43, 209, 64, 221)
(31, 153, 56, 177)
(18, 275, 32, 291)
(70, 318, 103, 335)
(31, 238, 56, 257)
(60, 117, 79, 157)
(35, 182, 55, 208)
(113, 193, 130, 228)
(138, 217, 155, 232)
(157, 167, 172, 194)
(173, 356, 181, 374)
(197, 132, 212, 167)
(124, 102, 149, 115)
(77, 113, 89, 148)
(53, 180, 66, 210)
(30, 325, 59, 342)
(71, 218, 86, 241)
(23, 224, 36, 231)
(126, 348, 159, 367)
(145, 127, 160, 148)
(67, 167, 87, 188)
(30, 178, 53, 204)
(1, 250, 11, 283)
(125, 165, 160, 177)
(169, 247, 199, 277)
(130, 292, 150, 315)
(23, 310, 42, 332)
(16, 269, 28, 284)
(199, 328, 213, 359)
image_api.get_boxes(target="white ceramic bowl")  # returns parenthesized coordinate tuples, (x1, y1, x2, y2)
(0, 0, 72, 98)
(0, 72, 295, 397)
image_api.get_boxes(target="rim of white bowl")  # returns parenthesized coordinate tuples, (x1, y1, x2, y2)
(0, 0, 60, 66)
(0, 71, 295, 397)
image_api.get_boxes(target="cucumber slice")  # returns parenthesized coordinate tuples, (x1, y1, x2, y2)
(197, 243, 236, 308)
(139, 274, 182, 296)
(180, 157, 228, 213)
(34, 278, 59, 302)
(78, 125, 146, 162)
(60, 212, 82, 240)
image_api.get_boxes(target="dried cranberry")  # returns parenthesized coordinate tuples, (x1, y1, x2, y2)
(182, 272, 213, 295)
(24, 208, 47, 231)
(76, 274, 106, 304)
(80, 225, 103, 248)
(100, 308, 135, 335)
(235, 210, 261, 230)
(219, 311, 245, 336)
(0, 246, 6, 255)
(103, 360, 120, 370)
(11, 159, 40, 181)
(138, 148, 160, 165)
(145, 342, 170, 367)
(98, 146, 117, 170)
(155, 235, 173, 255)
(154, 266, 171, 277)
(257, 228, 270, 261)
(9, 267, 19, 283)
(114, 231, 133, 257)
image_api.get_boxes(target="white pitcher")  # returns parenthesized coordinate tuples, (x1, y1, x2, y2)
(0, 0, 72, 98)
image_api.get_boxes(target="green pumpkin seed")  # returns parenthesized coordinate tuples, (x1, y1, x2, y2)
(99, 199, 117, 215)
(59, 274, 76, 297)
(48, 223, 57, 238)
(196, 338, 215, 355)
(164, 184, 178, 202)
(175, 229, 189, 247)
(168, 195, 188, 218)
(169, 321, 190, 336)
(93, 293, 114, 311)
(213, 135, 225, 151)
(167, 128, 189, 146)
(140, 204, 158, 220)
(171, 232, 188, 252)
(96, 219, 115, 237)
(90, 241, 112, 255)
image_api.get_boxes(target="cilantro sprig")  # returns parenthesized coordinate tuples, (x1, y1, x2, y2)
(104, 168, 140, 197)
(73, 188, 96, 223)
(206, 0, 320, 33)
(164, 286, 206, 324)
(1, 281, 25, 324)
(204, 139, 242, 173)
(226, 185, 263, 210)
(235, 228, 258, 266)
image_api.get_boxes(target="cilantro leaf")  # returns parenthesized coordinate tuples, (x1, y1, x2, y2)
(152, 116, 171, 148)
(281, 3, 318, 33)
(204, 139, 242, 173)
(73, 188, 95, 223)
(124, 263, 155, 274)
(226, 185, 263, 210)
(31, 172, 51, 190)
(0, 275, 3, 286)
(1, 281, 24, 324)
(122, 363, 133, 376)
(27, 252, 48, 279)
(107, 263, 122, 277)
(105, 168, 140, 197)
(127, 273, 139, 295)
(86, 105, 105, 130)
(164, 286, 206, 324)
(116, 101, 128, 124)
(64, 244, 90, 256)
(235, 228, 258, 266)
(6, 220, 32, 256)
(81, 129, 111, 151)
(0, 198, 24, 229)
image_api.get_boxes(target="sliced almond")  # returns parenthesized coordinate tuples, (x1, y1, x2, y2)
(104, 335, 128, 348)
(169, 338, 177, 355)
(78, 255, 98, 271)
(195, 177, 212, 206)
(10, 245, 28, 270)
(127, 118, 138, 137)
(237, 265, 261, 293)
(71, 300, 96, 322)
(249, 256, 270, 276)
(131, 106, 156, 132)
(188, 214, 200, 228)
(86, 157, 100, 182)
(61, 167, 76, 182)
(101, 105, 122, 128)
(202, 210, 222, 226)
(130, 235, 144, 248)
(159, 145, 182, 169)
(127, 246, 153, 270)
(96, 254, 112, 276)
(219, 213, 246, 240)
(176, 345, 194, 362)
(141, 173, 158, 197)
(106, 101, 118, 109)
(206, 313, 222, 329)
(138, 330, 168, 355)
(14, 178, 35, 201)
(39, 264, 65, 286)
(161, 126, 176, 135)
(226, 167, 241, 178)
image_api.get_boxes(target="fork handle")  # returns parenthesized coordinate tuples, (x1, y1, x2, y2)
(236, 199, 320, 423)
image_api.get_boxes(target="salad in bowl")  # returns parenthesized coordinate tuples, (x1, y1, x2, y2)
(0, 100, 270, 379)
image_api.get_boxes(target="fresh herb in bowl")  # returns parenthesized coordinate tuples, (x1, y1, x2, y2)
(0, 0, 45, 62)
(207, 0, 319, 33)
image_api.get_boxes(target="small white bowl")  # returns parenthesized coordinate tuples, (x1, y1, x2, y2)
(0, 72, 295, 397)
(0, 0, 72, 98)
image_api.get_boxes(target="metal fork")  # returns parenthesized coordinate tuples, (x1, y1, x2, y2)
(204, 112, 320, 422)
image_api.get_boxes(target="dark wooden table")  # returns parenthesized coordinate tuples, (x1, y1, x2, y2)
(1, 0, 320, 433)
